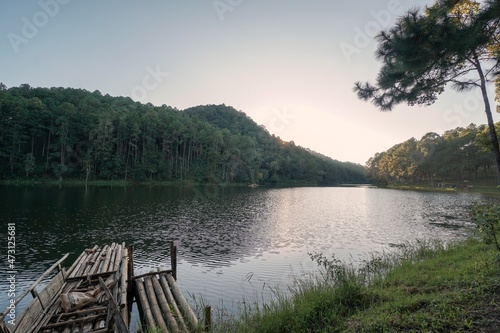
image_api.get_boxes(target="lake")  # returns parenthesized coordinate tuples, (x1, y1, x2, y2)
(0, 185, 493, 327)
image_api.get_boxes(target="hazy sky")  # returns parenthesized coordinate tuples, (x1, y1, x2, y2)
(1, 0, 498, 164)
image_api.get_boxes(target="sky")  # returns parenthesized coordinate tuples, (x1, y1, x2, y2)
(1, 0, 498, 164)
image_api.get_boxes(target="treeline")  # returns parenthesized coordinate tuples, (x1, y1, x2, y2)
(366, 123, 499, 184)
(0, 84, 366, 184)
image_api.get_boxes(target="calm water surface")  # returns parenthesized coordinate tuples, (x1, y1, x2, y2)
(0, 185, 494, 326)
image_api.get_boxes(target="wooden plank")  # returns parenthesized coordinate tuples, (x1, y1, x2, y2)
(29, 299, 61, 333)
(40, 313, 106, 329)
(132, 269, 173, 281)
(166, 273, 198, 329)
(144, 276, 169, 332)
(159, 275, 189, 333)
(0, 253, 69, 320)
(37, 270, 65, 311)
(56, 306, 108, 318)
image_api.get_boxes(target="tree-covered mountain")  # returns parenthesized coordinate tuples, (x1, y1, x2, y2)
(0, 84, 366, 184)
(366, 123, 499, 184)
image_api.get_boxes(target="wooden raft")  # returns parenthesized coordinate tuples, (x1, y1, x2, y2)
(133, 271, 198, 333)
(0, 243, 131, 333)
(133, 241, 210, 333)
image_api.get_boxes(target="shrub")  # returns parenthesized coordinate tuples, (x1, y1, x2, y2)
(471, 204, 500, 253)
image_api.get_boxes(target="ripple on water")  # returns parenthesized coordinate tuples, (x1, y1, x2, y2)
(0, 186, 496, 314)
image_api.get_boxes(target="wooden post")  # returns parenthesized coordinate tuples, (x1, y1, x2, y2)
(204, 306, 212, 332)
(127, 245, 134, 292)
(170, 241, 177, 280)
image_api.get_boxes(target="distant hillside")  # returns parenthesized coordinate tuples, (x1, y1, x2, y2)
(0, 84, 366, 184)
(366, 123, 499, 184)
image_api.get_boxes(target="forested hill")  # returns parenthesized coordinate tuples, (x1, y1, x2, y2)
(365, 123, 499, 184)
(0, 84, 366, 184)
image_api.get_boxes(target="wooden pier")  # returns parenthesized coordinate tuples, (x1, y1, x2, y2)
(0, 241, 205, 333)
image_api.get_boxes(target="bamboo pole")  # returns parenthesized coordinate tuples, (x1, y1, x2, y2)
(98, 277, 128, 333)
(144, 276, 169, 332)
(101, 243, 115, 273)
(66, 247, 90, 278)
(151, 276, 180, 333)
(70, 246, 98, 278)
(135, 279, 157, 329)
(165, 273, 198, 329)
(108, 243, 118, 274)
(113, 244, 123, 272)
(120, 252, 128, 325)
(83, 246, 103, 275)
(89, 245, 109, 274)
(159, 275, 189, 333)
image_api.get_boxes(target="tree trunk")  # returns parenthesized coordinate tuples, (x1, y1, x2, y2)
(474, 54, 500, 184)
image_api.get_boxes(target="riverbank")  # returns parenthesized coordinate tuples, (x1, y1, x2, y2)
(0, 179, 367, 188)
(386, 178, 500, 197)
(209, 238, 500, 332)
(0, 179, 251, 187)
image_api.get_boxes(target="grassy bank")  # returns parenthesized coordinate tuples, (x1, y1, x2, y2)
(387, 178, 500, 196)
(203, 239, 499, 332)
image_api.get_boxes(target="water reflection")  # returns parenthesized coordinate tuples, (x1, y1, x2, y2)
(0, 185, 495, 317)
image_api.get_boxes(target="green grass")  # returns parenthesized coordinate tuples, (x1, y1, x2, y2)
(206, 239, 500, 332)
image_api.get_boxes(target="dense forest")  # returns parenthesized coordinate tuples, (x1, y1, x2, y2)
(365, 123, 499, 184)
(0, 84, 366, 185)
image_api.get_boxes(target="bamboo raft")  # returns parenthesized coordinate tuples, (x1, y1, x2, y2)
(0, 241, 206, 333)
(132, 242, 208, 333)
(1, 243, 130, 333)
